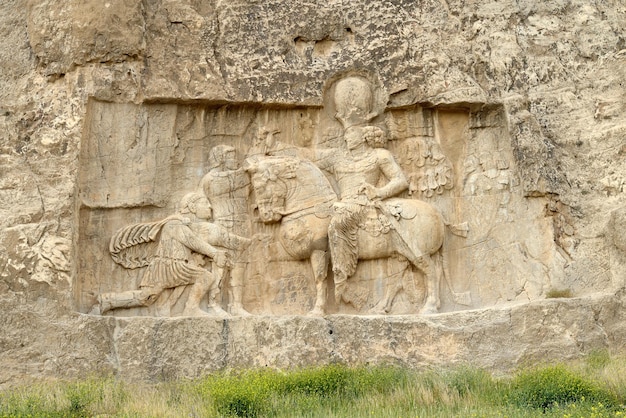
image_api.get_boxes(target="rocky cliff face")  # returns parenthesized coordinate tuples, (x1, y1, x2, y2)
(1, 0, 625, 385)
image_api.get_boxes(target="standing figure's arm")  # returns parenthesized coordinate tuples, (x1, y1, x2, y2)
(233, 168, 251, 190)
(199, 173, 214, 203)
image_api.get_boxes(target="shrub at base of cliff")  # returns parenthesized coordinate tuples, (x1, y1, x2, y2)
(508, 364, 619, 411)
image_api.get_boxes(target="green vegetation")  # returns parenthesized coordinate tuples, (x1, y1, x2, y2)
(2, 353, 626, 417)
(0, 377, 128, 418)
(508, 365, 618, 410)
(192, 364, 407, 417)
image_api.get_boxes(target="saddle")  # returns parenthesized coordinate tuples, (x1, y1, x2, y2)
(358, 201, 416, 236)
(315, 199, 417, 221)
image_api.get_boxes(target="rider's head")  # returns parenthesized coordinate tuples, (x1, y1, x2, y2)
(344, 126, 365, 150)
(209, 145, 237, 171)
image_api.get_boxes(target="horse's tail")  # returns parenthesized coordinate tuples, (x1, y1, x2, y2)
(438, 236, 472, 307)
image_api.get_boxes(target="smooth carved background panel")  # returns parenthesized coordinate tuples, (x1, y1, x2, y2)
(76, 99, 565, 316)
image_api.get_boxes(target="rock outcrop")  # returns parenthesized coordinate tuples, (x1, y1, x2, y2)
(1, 0, 625, 385)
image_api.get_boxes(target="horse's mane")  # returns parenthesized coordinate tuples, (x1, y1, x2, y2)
(250, 156, 337, 215)
(284, 159, 337, 214)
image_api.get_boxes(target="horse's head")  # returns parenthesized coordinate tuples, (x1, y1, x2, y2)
(244, 156, 299, 223)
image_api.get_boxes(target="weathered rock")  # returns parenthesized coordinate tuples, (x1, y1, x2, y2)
(2, 294, 625, 385)
(1, 0, 625, 385)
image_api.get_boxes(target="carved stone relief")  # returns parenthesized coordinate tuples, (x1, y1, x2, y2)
(76, 74, 564, 317)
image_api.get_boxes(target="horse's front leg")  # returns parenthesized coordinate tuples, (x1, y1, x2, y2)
(308, 249, 329, 316)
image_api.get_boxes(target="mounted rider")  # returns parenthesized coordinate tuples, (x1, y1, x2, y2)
(254, 75, 415, 305)
(325, 125, 409, 303)
(259, 123, 410, 305)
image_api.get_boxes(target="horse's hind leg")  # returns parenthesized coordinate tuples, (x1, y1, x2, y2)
(394, 246, 439, 314)
(308, 249, 329, 316)
(373, 256, 410, 314)
(416, 254, 440, 314)
(390, 233, 440, 314)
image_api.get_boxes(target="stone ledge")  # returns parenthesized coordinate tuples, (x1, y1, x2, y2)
(48, 292, 623, 382)
(1, 293, 624, 386)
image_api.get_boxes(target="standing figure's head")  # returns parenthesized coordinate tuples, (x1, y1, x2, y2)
(209, 145, 238, 171)
(179, 192, 213, 220)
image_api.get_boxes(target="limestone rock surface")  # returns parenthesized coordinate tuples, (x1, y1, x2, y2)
(1, 0, 625, 385)
(2, 294, 625, 385)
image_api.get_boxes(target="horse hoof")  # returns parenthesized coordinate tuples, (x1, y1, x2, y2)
(88, 304, 101, 315)
(368, 303, 388, 315)
(208, 306, 231, 318)
(369, 308, 388, 315)
(308, 307, 325, 316)
(230, 307, 252, 317)
(368, 310, 383, 315)
(419, 305, 438, 315)
(182, 307, 212, 317)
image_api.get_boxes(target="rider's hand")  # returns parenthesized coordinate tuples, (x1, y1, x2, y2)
(359, 183, 381, 200)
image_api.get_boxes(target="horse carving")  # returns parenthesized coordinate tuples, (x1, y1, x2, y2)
(245, 156, 335, 315)
(245, 155, 468, 315)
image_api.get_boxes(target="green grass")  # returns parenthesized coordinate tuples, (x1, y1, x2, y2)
(2, 353, 626, 417)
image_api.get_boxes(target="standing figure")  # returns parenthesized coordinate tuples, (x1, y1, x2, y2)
(200, 145, 252, 315)
(98, 192, 250, 317)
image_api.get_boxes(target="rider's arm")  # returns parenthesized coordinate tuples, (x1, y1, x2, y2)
(268, 142, 336, 172)
(258, 127, 337, 171)
(375, 149, 409, 199)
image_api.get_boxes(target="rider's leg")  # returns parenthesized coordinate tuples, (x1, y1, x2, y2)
(328, 205, 362, 305)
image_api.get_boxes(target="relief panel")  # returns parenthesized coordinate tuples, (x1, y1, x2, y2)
(76, 75, 564, 317)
